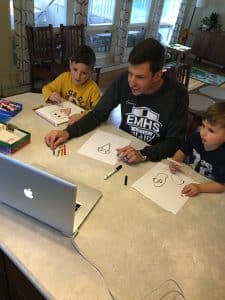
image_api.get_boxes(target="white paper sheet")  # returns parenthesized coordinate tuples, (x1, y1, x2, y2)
(34, 101, 83, 126)
(132, 162, 197, 214)
(78, 130, 131, 165)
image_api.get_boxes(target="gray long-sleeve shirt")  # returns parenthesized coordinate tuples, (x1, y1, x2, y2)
(66, 71, 189, 161)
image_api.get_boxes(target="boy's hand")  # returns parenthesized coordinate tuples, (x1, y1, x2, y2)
(68, 113, 84, 125)
(48, 92, 63, 104)
(169, 162, 181, 174)
(168, 158, 182, 174)
(182, 183, 200, 197)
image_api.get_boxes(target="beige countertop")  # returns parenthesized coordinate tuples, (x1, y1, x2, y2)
(0, 93, 225, 300)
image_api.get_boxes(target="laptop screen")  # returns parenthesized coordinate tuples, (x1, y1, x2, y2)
(0, 153, 101, 236)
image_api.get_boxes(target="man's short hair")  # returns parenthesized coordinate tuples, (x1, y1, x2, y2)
(204, 102, 225, 128)
(70, 45, 96, 69)
(128, 38, 165, 74)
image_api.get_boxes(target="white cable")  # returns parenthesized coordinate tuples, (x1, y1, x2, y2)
(141, 278, 186, 300)
(71, 236, 185, 300)
(71, 235, 116, 300)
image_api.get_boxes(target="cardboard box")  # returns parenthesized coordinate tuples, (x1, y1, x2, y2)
(0, 123, 30, 153)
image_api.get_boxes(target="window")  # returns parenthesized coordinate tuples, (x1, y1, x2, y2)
(130, 0, 152, 24)
(126, 0, 152, 48)
(158, 0, 182, 45)
(87, 32, 112, 53)
(34, 0, 67, 27)
(87, 0, 116, 53)
(127, 29, 145, 48)
(10, 0, 14, 30)
(88, 0, 116, 26)
(9, 0, 16, 65)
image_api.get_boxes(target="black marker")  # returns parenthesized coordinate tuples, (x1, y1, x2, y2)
(124, 175, 128, 186)
(104, 165, 122, 180)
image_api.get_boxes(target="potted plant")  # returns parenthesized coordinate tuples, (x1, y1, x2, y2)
(200, 12, 221, 31)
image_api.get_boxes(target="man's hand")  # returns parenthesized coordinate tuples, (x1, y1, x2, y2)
(182, 183, 200, 197)
(48, 92, 63, 104)
(116, 145, 145, 164)
(45, 130, 69, 150)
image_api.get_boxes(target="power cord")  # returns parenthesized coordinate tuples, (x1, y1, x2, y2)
(71, 234, 116, 300)
(71, 236, 185, 300)
(140, 278, 186, 300)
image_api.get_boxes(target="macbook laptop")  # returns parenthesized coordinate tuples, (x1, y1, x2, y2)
(0, 153, 102, 237)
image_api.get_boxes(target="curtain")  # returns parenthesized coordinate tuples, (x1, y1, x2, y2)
(72, 0, 88, 25)
(114, 0, 132, 64)
(13, 0, 34, 85)
(145, 0, 164, 39)
(170, 0, 188, 44)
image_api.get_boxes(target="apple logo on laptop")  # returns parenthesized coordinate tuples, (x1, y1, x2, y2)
(24, 188, 33, 199)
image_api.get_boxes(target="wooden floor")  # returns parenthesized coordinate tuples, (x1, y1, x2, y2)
(188, 61, 225, 90)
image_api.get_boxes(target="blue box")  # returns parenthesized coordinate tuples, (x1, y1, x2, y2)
(0, 99, 23, 118)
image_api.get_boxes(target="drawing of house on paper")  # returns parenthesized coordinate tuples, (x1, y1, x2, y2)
(78, 130, 131, 165)
(98, 143, 111, 154)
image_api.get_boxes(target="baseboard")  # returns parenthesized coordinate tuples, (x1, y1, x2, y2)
(190, 53, 224, 70)
(1, 85, 30, 97)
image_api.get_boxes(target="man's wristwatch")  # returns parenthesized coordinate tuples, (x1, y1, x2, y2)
(141, 155, 147, 161)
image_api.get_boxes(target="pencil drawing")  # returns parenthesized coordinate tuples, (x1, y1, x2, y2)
(153, 168, 185, 187)
(98, 143, 111, 154)
(153, 173, 168, 187)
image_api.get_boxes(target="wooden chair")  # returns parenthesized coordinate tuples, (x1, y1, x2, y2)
(165, 61, 195, 136)
(165, 61, 192, 88)
(60, 24, 85, 63)
(187, 93, 216, 137)
(26, 24, 55, 91)
(59, 24, 101, 84)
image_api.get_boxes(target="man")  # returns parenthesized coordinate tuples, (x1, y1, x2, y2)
(45, 38, 189, 163)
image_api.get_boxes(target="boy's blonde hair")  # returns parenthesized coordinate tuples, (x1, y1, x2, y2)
(204, 103, 225, 128)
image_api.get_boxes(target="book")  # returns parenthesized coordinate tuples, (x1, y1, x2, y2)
(0, 123, 30, 153)
(0, 99, 23, 122)
(33, 101, 84, 126)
